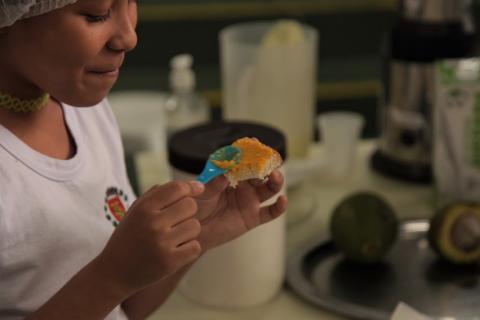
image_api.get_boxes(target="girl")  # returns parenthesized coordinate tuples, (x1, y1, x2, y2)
(0, 1, 287, 319)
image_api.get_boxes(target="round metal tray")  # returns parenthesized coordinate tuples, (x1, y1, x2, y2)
(286, 220, 480, 319)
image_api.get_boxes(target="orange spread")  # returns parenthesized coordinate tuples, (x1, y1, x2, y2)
(212, 159, 237, 169)
(228, 137, 275, 175)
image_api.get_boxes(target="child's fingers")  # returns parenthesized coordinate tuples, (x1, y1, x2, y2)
(160, 197, 198, 226)
(195, 175, 229, 200)
(247, 178, 266, 187)
(259, 195, 287, 224)
(146, 180, 204, 209)
(175, 240, 202, 264)
(252, 170, 284, 203)
(171, 218, 201, 246)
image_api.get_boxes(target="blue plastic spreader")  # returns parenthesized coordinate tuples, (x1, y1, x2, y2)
(197, 145, 242, 184)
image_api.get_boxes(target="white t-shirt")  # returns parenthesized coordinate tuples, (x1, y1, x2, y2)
(0, 100, 136, 319)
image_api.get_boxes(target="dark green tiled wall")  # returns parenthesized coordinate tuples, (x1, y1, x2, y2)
(125, 10, 395, 67)
(114, 2, 480, 139)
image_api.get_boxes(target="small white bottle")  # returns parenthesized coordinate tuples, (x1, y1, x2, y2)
(165, 54, 210, 136)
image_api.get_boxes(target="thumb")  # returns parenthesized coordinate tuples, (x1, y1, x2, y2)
(196, 176, 229, 200)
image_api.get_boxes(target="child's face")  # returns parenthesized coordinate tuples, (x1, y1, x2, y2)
(0, 0, 138, 106)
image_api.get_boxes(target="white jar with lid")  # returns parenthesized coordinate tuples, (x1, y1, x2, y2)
(168, 121, 287, 307)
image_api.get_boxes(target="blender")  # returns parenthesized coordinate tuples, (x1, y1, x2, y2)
(371, 0, 477, 183)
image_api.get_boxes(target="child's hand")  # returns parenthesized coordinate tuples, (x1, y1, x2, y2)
(95, 181, 204, 295)
(194, 170, 287, 252)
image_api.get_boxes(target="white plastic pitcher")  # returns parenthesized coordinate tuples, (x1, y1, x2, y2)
(221, 20, 318, 159)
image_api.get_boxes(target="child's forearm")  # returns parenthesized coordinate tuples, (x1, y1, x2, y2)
(121, 262, 195, 320)
(25, 256, 135, 320)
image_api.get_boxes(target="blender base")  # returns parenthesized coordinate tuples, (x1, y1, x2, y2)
(370, 149, 432, 184)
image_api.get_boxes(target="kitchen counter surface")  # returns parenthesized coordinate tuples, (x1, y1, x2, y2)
(137, 140, 434, 320)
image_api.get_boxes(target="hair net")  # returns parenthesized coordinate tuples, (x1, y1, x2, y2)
(0, 0, 78, 28)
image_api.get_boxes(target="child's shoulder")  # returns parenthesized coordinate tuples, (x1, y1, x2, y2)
(62, 98, 120, 137)
(63, 98, 114, 122)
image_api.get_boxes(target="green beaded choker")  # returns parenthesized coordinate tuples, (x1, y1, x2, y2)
(0, 91, 50, 113)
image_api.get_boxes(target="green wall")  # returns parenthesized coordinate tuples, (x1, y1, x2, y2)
(114, 0, 480, 138)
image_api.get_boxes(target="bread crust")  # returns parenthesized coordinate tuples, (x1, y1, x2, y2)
(224, 137, 283, 187)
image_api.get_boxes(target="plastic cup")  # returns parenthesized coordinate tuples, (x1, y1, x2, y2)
(317, 111, 365, 179)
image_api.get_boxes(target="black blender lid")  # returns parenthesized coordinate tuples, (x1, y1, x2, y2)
(168, 121, 287, 175)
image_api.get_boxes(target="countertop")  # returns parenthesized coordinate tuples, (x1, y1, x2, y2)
(133, 140, 434, 320)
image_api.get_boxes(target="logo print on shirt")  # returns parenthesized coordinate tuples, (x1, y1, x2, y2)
(104, 187, 129, 227)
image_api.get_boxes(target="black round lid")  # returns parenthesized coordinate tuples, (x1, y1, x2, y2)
(168, 121, 287, 175)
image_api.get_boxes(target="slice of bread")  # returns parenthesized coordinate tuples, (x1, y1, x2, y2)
(224, 137, 283, 187)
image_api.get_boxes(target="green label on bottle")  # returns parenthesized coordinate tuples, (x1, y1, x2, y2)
(438, 62, 456, 85)
(472, 93, 480, 168)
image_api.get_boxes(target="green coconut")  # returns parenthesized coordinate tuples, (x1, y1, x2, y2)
(428, 202, 480, 265)
(330, 192, 399, 263)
